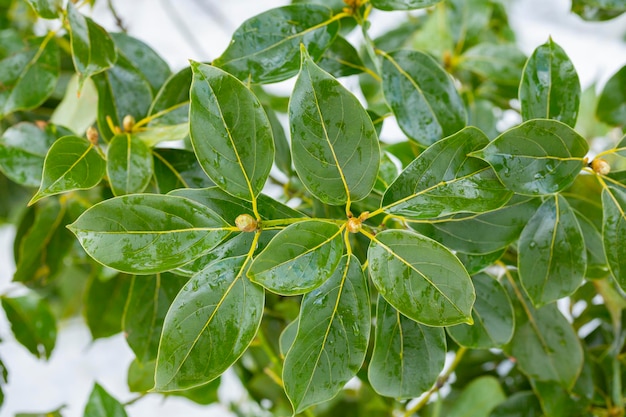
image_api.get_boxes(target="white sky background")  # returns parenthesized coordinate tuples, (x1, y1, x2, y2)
(0, 0, 626, 416)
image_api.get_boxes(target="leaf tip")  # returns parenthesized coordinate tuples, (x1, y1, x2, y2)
(27, 192, 44, 207)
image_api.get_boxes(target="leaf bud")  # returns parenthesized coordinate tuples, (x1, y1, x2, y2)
(86, 126, 99, 145)
(123, 115, 135, 132)
(235, 214, 258, 232)
(346, 216, 362, 233)
(590, 158, 610, 175)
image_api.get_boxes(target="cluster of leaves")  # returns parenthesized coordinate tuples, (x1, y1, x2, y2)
(1, 0, 626, 416)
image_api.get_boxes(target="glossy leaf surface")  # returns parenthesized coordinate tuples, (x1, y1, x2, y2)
(596, 64, 626, 126)
(213, 5, 339, 84)
(602, 185, 626, 289)
(189, 62, 274, 201)
(368, 296, 445, 398)
(248, 220, 343, 295)
(381, 50, 466, 145)
(284, 255, 370, 413)
(318, 36, 365, 78)
(68, 194, 230, 274)
(290, 49, 380, 205)
(520, 38, 580, 127)
(471, 119, 588, 195)
(368, 229, 475, 326)
(371, 0, 442, 10)
(83, 383, 128, 417)
(107, 133, 153, 196)
(152, 148, 214, 193)
(155, 256, 264, 391)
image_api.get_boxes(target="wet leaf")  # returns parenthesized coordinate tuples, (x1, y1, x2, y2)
(83, 383, 127, 417)
(318, 36, 365, 78)
(371, 0, 442, 10)
(152, 148, 214, 193)
(148, 67, 192, 126)
(25, 0, 61, 19)
(602, 185, 626, 289)
(597, 64, 626, 126)
(107, 133, 153, 196)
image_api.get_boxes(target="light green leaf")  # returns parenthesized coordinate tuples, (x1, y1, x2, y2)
(459, 43, 527, 87)
(26, 0, 61, 19)
(68, 194, 231, 274)
(107, 133, 153, 196)
(572, 0, 626, 20)
(50, 75, 98, 134)
(602, 185, 626, 289)
(597, 65, 626, 126)
(189, 62, 274, 201)
(290, 48, 380, 205)
(155, 256, 264, 391)
(381, 49, 466, 145)
(67, 2, 117, 87)
(371, 0, 442, 10)
(520, 38, 580, 127)
(29, 135, 105, 205)
(470, 119, 588, 195)
(382, 127, 512, 219)
(279, 320, 298, 358)
(489, 392, 543, 417)
(367, 229, 475, 326)
(284, 255, 370, 413)
(135, 124, 188, 147)
(368, 296, 445, 398)
(447, 376, 506, 417)
(248, 220, 343, 295)
(83, 383, 128, 417)
(447, 273, 514, 349)
(518, 195, 586, 307)
(213, 4, 339, 84)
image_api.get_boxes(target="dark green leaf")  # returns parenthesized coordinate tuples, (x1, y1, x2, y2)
(447, 376, 506, 417)
(26, 0, 61, 18)
(367, 229, 475, 326)
(602, 185, 626, 289)
(456, 249, 505, 275)
(0, 34, 59, 117)
(1, 292, 56, 359)
(597, 64, 626, 126)
(148, 67, 192, 126)
(83, 383, 128, 417)
(106, 133, 153, 196)
(155, 256, 264, 391)
(520, 38, 580, 127)
(284, 255, 370, 413)
(382, 127, 512, 219)
(318, 36, 365, 78)
(572, 0, 626, 21)
(371, 0, 442, 10)
(152, 148, 213, 193)
(471, 119, 588, 195)
(85, 273, 131, 339)
(264, 104, 292, 176)
(68, 194, 231, 274)
(248, 220, 343, 295)
(189, 62, 274, 201)
(381, 49, 466, 145)
(213, 4, 339, 84)
(459, 43, 527, 86)
(29, 135, 105, 205)
(368, 296, 445, 398)
(488, 392, 543, 417)
(574, 210, 608, 279)
(290, 48, 380, 205)
(447, 273, 514, 349)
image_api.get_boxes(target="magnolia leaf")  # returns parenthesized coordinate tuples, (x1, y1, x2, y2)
(85, 273, 131, 339)
(371, 0, 443, 10)
(148, 67, 192, 126)
(367, 229, 475, 326)
(155, 256, 264, 391)
(84, 383, 128, 417)
(152, 148, 213, 193)
(318, 36, 365, 78)
(107, 133, 153, 196)
(602, 185, 626, 289)
(446, 376, 506, 417)
(597, 64, 626, 126)
(290, 47, 380, 205)
(68, 194, 231, 274)
(26, 0, 61, 19)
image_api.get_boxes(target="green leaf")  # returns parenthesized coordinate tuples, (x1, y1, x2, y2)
(68, 194, 231, 274)
(382, 127, 512, 219)
(290, 48, 380, 205)
(29, 135, 105, 205)
(83, 383, 128, 417)
(148, 67, 192, 126)
(572, 0, 626, 21)
(26, 0, 61, 18)
(459, 43, 527, 86)
(67, 2, 117, 87)
(0, 34, 59, 117)
(367, 229, 475, 326)
(189, 62, 274, 201)
(1, 292, 57, 359)
(106, 133, 153, 196)
(489, 392, 543, 417)
(264, 104, 293, 176)
(518, 195, 586, 307)
(248, 220, 343, 295)
(471, 119, 588, 195)
(602, 185, 626, 289)
(152, 148, 214, 193)
(284, 255, 370, 413)
(447, 376, 506, 417)
(370, 0, 442, 10)
(213, 4, 339, 84)
(447, 273, 514, 349)
(574, 210, 608, 279)
(155, 256, 264, 391)
(134, 124, 188, 148)
(368, 296, 445, 398)
(381, 50, 466, 145)
(0, 122, 72, 187)
(520, 38, 581, 127)
(318, 36, 365, 78)
(15, 410, 63, 417)
(279, 320, 298, 358)
(85, 273, 131, 339)
(50, 75, 98, 134)
(456, 249, 506, 276)
(597, 64, 626, 126)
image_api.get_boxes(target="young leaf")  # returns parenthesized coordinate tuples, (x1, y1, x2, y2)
(596, 64, 626, 126)
(381, 50, 466, 145)
(447, 273, 514, 349)
(382, 127, 512, 219)
(247, 220, 343, 295)
(68, 194, 231, 274)
(106, 133, 153, 196)
(519, 38, 581, 127)
(84, 383, 128, 417)
(213, 4, 339, 84)
(155, 256, 264, 391)
(370, 0, 443, 10)
(367, 229, 475, 326)
(284, 255, 370, 414)
(67, 2, 117, 87)
(1, 292, 57, 359)
(29, 135, 106, 205)
(25, 0, 61, 19)
(189, 62, 274, 201)
(290, 48, 380, 205)
(368, 296, 445, 398)
(518, 195, 586, 307)
(470, 119, 588, 195)
(602, 185, 626, 290)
